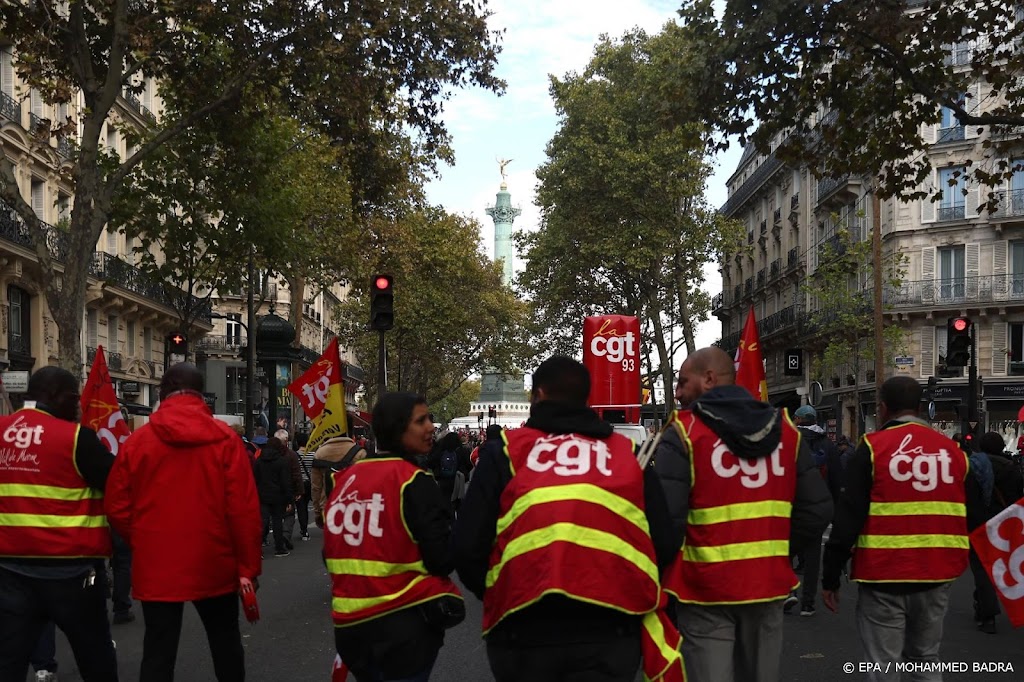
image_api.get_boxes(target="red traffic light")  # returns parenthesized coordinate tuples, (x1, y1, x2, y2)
(952, 318, 969, 332)
(171, 334, 184, 344)
(374, 276, 391, 290)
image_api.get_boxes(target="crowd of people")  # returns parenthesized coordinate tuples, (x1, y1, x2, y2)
(0, 350, 1021, 682)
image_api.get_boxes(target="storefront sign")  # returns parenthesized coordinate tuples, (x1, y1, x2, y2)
(982, 384, 1024, 399)
(0, 371, 29, 393)
(120, 381, 140, 394)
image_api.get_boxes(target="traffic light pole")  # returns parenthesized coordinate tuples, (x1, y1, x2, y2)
(245, 249, 257, 437)
(377, 329, 387, 396)
(965, 323, 978, 439)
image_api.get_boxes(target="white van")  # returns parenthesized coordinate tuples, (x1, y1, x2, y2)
(612, 423, 649, 450)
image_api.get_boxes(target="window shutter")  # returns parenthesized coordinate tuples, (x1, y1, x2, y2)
(921, 172, 937, 223)
(143, 78, 153, 110)
(921, 247, 936, 304)
(87, 310, 98, 347)
(1, 49, 13, 97)
(965, 242, 980, 299)
(920, 326, 935, 378)
(965, 81, 983, 139)
(965, 175, 981, 218)
(994, 240, 1009, 301)
(993, 322, 1008, 376)
(30, 88, 42, 117)
(31, 182, 45, 220)
(106, 228, 116, 252)
(108, 314, 119, 352)
(921, 106, 938, 145)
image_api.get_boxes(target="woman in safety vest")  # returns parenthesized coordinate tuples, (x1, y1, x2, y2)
(325, 392, 464, 682)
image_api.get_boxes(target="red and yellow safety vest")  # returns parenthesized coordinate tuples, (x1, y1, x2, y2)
(662, 409, 800, 605)
(323, 457, 462, 627)
(852, 422, 968, 583)
(482, 426, 660, 634)
(0, 408, 110, 559)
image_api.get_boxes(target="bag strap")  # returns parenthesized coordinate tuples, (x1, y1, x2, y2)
(338, 444, 365, 469)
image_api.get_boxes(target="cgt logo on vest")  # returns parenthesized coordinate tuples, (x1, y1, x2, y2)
(3, 416, 45, 450)
(889, 434, 955, 492)
(526, 434, 613, 477)
(325, 475, 384, 546)
(711, 439, 785, 489)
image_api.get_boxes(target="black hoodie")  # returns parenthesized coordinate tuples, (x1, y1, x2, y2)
(451, 400, 677, 643)
(254, 445, 293, 505)
(653, 385, 833, 557)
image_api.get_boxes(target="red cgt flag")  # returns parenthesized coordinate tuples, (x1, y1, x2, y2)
(970, 498, 1024, 628)
(80, 345, 132, 456)
(735, 306, 768, 401)
(287, 337, 347, 453)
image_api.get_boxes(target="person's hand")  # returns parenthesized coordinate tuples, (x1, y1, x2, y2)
(239, 577, 254, 595)
(315, 514, 324, 529)
(286, 504, 293, 514)
(822, 589, 840, 614)
(295, 494, 303, 501)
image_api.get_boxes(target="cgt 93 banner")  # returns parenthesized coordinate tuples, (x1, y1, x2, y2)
(583, 315, 641, 423)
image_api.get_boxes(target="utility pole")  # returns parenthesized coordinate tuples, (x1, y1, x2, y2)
(871, 192, 885, 410)
(966, 323, 979, 438)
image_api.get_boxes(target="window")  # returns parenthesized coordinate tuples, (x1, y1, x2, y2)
(143, 326, 152, 360)
(106, 228, 116, 253)
(938, 246, 965, 300)
(1009, 158, 1024, 217)
(106, 127, 118, 157)
(57, 193, 70, 224)
(108, 314, 119, 353)
(937, 103, 965, 143)
(1012, 242, 1024, 297)
(0, 48, 13, 98)
(87, 309, 98, 347)
(937, 167, 966, 221)
(225, 367, 246, 415)
(1010, 323, 1024, 369)
(226, 313, 242, 347)
(31, 180, 45, 220)
(127, 320, 136, 357)
(8, 286, 30, 355)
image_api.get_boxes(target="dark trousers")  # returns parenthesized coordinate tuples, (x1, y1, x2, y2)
(297, 481, 311, 534)
(487, 634, 640, 682)
(0, 565, 117, 682)
(111, 529, 133, 614)
(261, 502, 286, 552)
(970, 548, 1000, 620)
(335, 605, 442, 682)
(30, 621, 57, 673)
(800, 531, 823, 609)
(140, 592, 244, 682)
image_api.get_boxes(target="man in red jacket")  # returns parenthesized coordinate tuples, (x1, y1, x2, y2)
(106, 363, 262, 682)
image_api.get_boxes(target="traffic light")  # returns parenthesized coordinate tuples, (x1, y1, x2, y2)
(369, 274, 394, 331)
(168, 332, 188, 355)
(946, 316, 972, 368)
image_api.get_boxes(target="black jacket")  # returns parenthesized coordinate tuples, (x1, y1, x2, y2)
(452, 400, 677, 643)
(254, 446, 292, 505)
(821, 416, 963, 592)
(653, 386, 834, 558)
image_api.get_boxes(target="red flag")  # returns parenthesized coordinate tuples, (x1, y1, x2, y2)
(969, 498, 1024, 628)
(287, 337, 347, 452)
(735, 306, 768, 401)
(81, 345, 132, 455)
(332, 654, 349, 681)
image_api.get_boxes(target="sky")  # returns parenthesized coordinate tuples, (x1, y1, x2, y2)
(424, 0, 742, 370)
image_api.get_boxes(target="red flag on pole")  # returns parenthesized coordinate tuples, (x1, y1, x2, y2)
(81, 345, 132, 455)
(735, 306, 768, 401)
(969, 498, 1024, 628)
(287, 337, 347, 453)
(331, 654, 349, 681)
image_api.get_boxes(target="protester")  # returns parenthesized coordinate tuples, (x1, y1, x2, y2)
(454, 356, 679, 682)
(0, 366, 118, 682)
(274, 429, 303, 550)
(822, 376, 968, 680)
(429, 432, 463, 506)
(311, 428, 366, 527)
(326, 392, 463, 681)
(654, 348, 833, 682)
(106, 363, 262, 682)
(254, 435, 294, 557)
(295, 431, 314, 540)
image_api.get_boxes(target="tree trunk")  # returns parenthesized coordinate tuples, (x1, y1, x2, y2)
(649, 307, 675, 414)
(286, 274, 305, 430)
(675, 270, 697, 354)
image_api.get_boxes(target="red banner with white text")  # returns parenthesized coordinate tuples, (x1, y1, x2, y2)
(583, 315, 641, 423)
(970, 497, 1024, 628)
(81, 345, 132, 456)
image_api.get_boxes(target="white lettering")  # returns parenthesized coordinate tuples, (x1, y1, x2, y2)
(2, 416, 44, 450)
(97, 410, 129, 457)
(711, 439, 785, 488)
(888, 434, 954, 492)
(986, 504, 1024, 601)
(589, 332, 636, 365)
(325, 475, 385, 546)
(300, 367, 334, 409)
(525, 435, 613, 477)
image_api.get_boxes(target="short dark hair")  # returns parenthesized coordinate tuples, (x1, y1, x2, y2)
(531, 356, 590, 407)
(980, 432, 1006, 456)
(879, 376, 922, 414)
(372, 392, 428, 453)
(27, 366, 77, 403)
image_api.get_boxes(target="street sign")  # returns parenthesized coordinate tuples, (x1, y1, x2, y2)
(969, 420, 979, 430)
(0, 371, 29, 393)
(809, 380, 823, 407)
(784, 349, 803, 376)
(895, 356, 915, 366)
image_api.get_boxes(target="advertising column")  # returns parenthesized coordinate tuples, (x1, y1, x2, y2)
(582, 315, 641, 423)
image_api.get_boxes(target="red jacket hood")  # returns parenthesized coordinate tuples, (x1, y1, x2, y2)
(150, 392, 228, 447)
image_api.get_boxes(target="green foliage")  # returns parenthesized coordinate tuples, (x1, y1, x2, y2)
(674, 0, 1024, 204)
(431, 380, 481, 426)
(335, 204, 534, 408)
(519, 27, 743, 395)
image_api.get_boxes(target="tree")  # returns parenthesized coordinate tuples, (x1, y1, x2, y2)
(335, 204, 534, 409)
(431, 379, 481, 427)
(675, 0, 1024, 203)
(0, 0, 502, 372)
(519, 27, 743, 401)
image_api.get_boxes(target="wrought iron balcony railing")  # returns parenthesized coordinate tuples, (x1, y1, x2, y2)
(744, 278, 753, 296)
(773, 208, 782, 224)
(936, 204, 966, 222)
(56, 136, 72, 160)
(0, 206, 71, 262)
(992, 189, 1024, 218)
(817, 174, 849, 204)
(756, 269, 766, 288)
(747, 231, 754, 244)
(790, 194, 800, 210)
(937, 126, 965, 143)
(196, 334, 246, 351)
(712, 293, 723, 311)
(769, 259, 781, 280)
(760, 219, 768, 234)
(760, 304, 804, 338)
(90, 252, 211, 322)
(787, 247, 800, 270)
(733, 284, 741, 302)
(883, 274, 1024, 307)
(120, 90, 157, 123)
(0, 91, 20, 122)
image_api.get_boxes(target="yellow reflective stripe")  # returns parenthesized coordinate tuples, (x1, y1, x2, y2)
(495, 484, 648, 536)
(682, 540, 789, 563)
(688, 500, 792, 525)
(325, 558, 424, 577)
(487, 522, 658, 588)
(641, 610, 680, 669)
(331, 574, 431, 612)
(870, 502, 965, 517)
(857, 534, 969, 550)
(0, 513, 108, 528)
(0, 483, 103, 501)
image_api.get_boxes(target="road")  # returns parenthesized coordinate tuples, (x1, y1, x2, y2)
(45, 527, 1024, 681)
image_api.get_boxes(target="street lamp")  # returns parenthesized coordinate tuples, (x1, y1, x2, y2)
(209, 310, 258, 436)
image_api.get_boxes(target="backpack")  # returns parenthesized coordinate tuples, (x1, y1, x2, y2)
(315, 444, 364, 499)
(438, 450, 458, 480)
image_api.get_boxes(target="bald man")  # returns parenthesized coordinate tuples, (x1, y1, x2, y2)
(653, 348, 832, 682)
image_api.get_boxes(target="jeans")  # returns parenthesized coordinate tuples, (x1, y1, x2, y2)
(676, 599, 785, 682)
(487, 635, 640, 682)
(30, 621, 57, 673)
(111, 529, 133, 614)
(297, 482, 311, 535)
(261, 502, 286, 552)
(855, 582, 952, 682)
(140, 592, 244, 682)
(0, 565, 117, 682)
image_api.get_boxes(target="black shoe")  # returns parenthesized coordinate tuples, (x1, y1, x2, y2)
(800, 605, 816, 617)
(112, 610, 135, 625)
(274, 550, 290, 557)
(979, 619, 997, 634)
(301, 532, 310, 541)
(783, 592, 799, 613)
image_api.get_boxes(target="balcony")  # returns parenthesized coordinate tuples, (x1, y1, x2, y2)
(56, 136, 72, 160)
(817, 233, 848, 261)
(817, 174, 850, 204)
(718, 331, 741, 353)
(747, 232, 754, 244)
(790, 194, 800, 210)
(943, 45, 972, 67)
(28, 112, 47, 133)
(196, 334, 246, 352)
(883, 274, 1024, 307)
(936, 204, 966, 222)
(756, 269, 766, 288)
(936, 125, 965, 143)
(733, 284, 741, 302)
(787, 247, 800, 271)
(759, 219, 768, 235)
(120, 90, 157, 124)
(712, 292, 723, 312)
(769, 259, 782, 280)
(992, 189, 1024, 219)
(91, 252, 211, 322)
(744, 278, 753, 297)
(773, 208, 782, 225)
(760, 304, 803, 338)
(0, 91, 20, 123)
(0, 206, 71, 262)
(720, 151, 785, 217)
